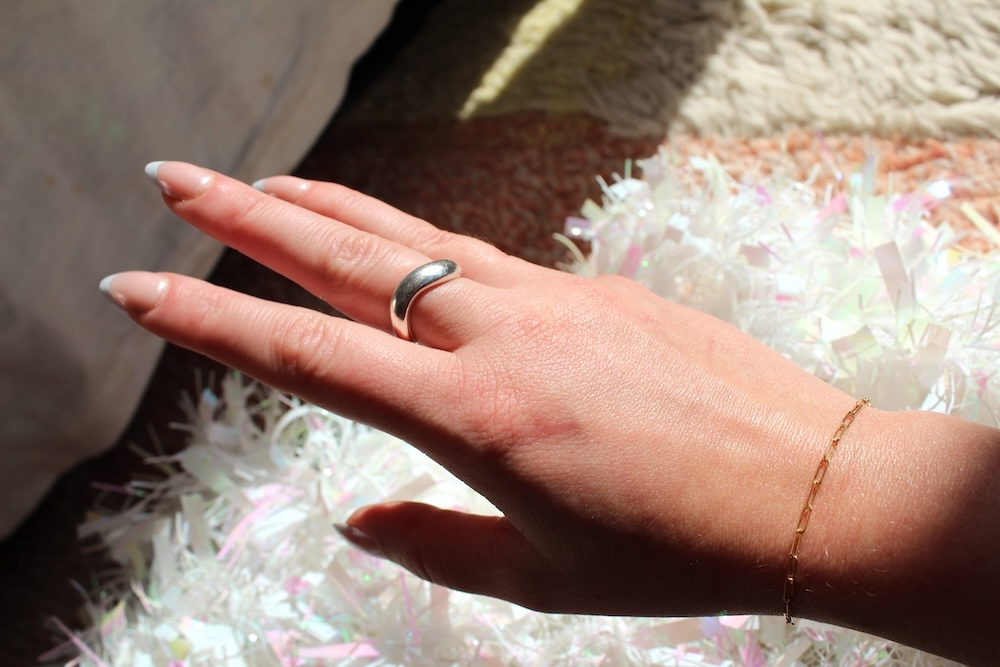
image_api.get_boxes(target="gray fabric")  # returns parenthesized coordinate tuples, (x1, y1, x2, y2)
(0, 0, 397, 537)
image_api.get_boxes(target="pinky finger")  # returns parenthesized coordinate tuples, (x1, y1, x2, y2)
(100, 271, 461, 440)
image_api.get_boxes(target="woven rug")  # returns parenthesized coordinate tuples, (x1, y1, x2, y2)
(333, 0, 1000, 244)
(3, 0, 997, 663)
(348, 0, 1000, 138)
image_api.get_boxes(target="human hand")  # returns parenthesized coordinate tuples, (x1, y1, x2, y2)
(101, 162, 885, 620)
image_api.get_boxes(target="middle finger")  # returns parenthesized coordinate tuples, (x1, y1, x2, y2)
(147, 161, 494, 348)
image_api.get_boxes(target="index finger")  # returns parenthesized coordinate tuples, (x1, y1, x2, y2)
(101, 271, 469, 449)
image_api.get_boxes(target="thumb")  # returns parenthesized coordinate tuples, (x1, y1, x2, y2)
(335, 501, 554, 609)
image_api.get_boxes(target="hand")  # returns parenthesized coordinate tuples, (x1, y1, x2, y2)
(104, 162, 999, 664)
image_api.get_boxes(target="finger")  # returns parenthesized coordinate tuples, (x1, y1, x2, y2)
(253, 175, 535, 288)
(146, 161, 491, 348)
(338, 502, 556, 611)
(100, 271, 463, 439)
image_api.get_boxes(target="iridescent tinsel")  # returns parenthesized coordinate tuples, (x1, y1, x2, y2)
(561, 150, 998, 426)
(60, 152, 995, 665)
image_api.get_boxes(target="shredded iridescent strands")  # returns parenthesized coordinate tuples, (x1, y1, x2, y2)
(60, 152, 996, 666)
(562, 151, 998, 424)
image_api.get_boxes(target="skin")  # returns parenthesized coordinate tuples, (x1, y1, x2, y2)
(104, 162, 1000, 665)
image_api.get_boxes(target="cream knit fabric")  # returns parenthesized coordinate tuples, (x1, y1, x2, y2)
(348, 0, 1000, 138)
(0, 0, 397, 538)
(672, 0, 1000, 137)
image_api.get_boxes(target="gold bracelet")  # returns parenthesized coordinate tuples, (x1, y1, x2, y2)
(784, 398, 871, 624)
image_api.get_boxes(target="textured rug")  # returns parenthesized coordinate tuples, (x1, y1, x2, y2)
(347, 0, 1000, 138)
(3, 0, 997, 663)
(336, 0, 1000, 238)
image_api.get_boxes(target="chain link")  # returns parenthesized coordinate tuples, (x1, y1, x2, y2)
(784, 398, 871, 624)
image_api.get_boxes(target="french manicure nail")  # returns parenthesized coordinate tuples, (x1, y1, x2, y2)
(145, 161, 214, 200)
(252, 175, 309, 200)
(334, 523, 383, 558)
(99, 271, 169, 314)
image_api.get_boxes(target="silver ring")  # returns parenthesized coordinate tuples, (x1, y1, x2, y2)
(390, 259, 461, 342)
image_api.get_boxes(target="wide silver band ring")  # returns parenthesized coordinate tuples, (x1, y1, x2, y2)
(390, 259, 461, 342)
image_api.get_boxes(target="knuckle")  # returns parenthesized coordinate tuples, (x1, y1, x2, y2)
(400, 541, 451, 588)
(416, 226, 507, 265)
(270, 310, 337, 383)
(317, 227, 393, 287)
(417, 226, 455, 252)
(340, 183, 380, 210)
(488, 299, 576, 362)
(577, 275, 623, 306)
(229, 194, 281, 234)
(594, 272, 648, 300)
(325, 184, 380, 218)
(170, 281, 245, 343)
(178, 281, 226, 329)
(466, 238, 509, 263)
(320, 185, 414, 238)
(594, 272, 632, 288)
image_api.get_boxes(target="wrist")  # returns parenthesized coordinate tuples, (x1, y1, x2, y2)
(794, 407, 1000, 664)
(787, 403, 901, 625)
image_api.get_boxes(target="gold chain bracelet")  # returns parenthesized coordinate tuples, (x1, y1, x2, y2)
(784, 398, 871, 624)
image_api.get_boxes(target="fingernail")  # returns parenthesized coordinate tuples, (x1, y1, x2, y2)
(145, 161, 214, 200)
(99, 272, 169, 314)
(252, 175, 309, 200)
(334, 523, 383, 558)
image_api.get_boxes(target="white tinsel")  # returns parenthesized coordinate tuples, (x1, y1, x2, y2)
(58, 151, 995, 666)
(560, 151, 998, 426)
